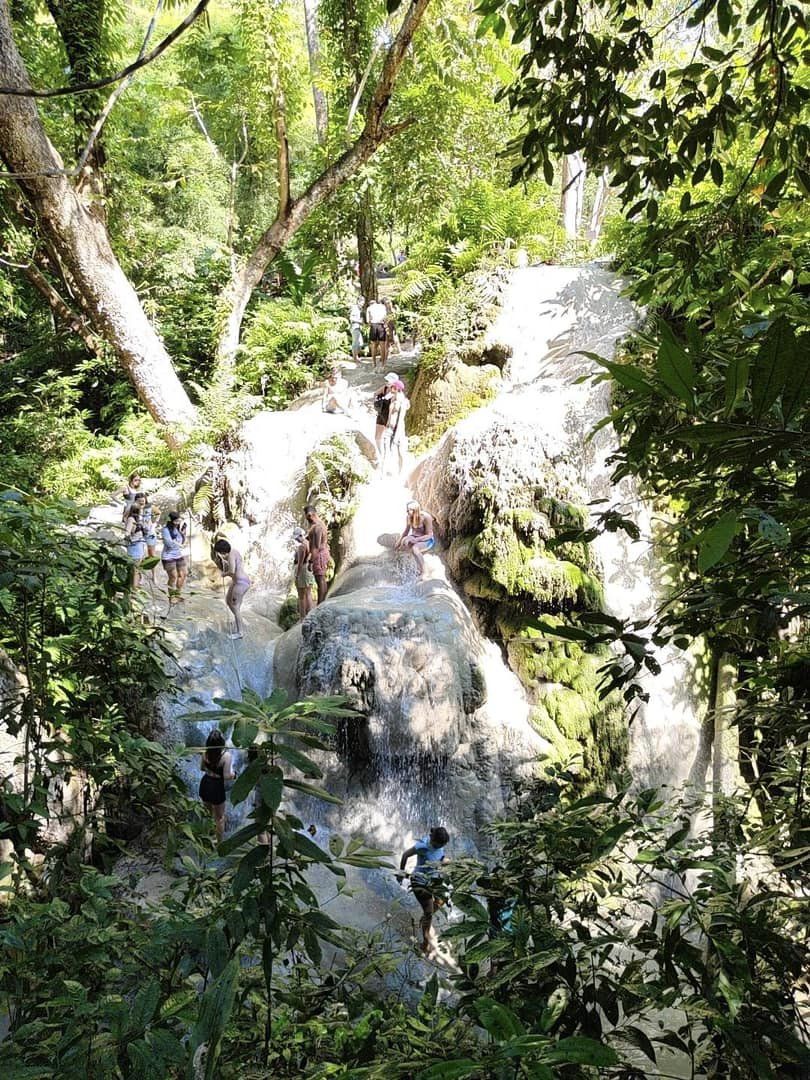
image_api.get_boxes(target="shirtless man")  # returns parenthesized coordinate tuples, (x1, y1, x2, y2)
(396, 500, 435, 576)
(305, 504, 330, 604)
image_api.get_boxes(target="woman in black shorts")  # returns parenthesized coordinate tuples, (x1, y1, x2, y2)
(199, 729, 235, 842)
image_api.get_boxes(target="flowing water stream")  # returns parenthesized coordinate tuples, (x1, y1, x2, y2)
(158, 263, 706, 944)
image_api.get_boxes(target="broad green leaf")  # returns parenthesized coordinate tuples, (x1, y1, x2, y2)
(541, 1036, 619, 1066)
(188, 957, 239, 1080)
(780, 333, 810, 422)
(540, 986, 570, 1032)
(230, 759, 262, 806)
(656, 330, 695, 409)
(751, 317, 796, 422)
(621, 1025, 657, 1062)
(259, 769, 283, 814)
(474, 997, 525, 1040)
(291, 830, 331, 864)
(697, 512, 738, 573)
(283, 778, 342, 804)
(723, 353, 750, 416)
(275, 742, 323, 778)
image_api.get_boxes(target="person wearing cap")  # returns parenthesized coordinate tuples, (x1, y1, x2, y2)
(366, 297, 388, 371)
(292, 526, 315, 618)
(161, 511, 188, 602)
(396, 499, 434, 576)
(385, 380, 410, 475)
(373, 373, 398, 462)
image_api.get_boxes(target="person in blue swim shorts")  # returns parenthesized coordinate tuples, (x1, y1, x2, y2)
(396, 499, 435, 577)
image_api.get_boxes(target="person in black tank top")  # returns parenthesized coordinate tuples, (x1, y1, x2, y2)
(199, 729, 235, 842)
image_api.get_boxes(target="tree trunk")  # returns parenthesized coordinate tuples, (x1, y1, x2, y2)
(588, 167, 610, 242)
(560, 152, 586, 240)
(357, 190, 376, 302)
(215, 0, 431, 371)
(0, 0, 197, 445)
(303, 0, 328, 145)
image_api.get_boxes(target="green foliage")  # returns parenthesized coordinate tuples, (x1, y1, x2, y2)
(237, 299, 347, 407)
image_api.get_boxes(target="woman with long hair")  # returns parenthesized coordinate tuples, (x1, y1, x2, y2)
(161, 511, 188, 602)
(213, 538, 251, 639)
(199, 729, 235, 842)
(124, 503, 147, 588)
(292, 526, 315, 619)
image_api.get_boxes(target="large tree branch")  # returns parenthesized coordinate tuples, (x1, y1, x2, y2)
(17, 257, 99, 351)
(215, 0, 430, 367)
(274, 84, 291, 218)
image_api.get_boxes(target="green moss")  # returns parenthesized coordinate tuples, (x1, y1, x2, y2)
(304, 435, 372, 570)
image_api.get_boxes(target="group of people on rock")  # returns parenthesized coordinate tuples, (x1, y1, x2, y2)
(122, 471, 251, 639)
(349, 294, 398, 370)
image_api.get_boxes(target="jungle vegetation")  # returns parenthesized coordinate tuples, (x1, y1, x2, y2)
(0, 0, 808, 1076)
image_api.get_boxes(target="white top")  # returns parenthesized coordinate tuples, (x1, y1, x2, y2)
(366, 301, 386, 325)
(349, 303, 362, 324)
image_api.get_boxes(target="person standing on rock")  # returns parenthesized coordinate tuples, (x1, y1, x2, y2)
(385, 381, 410, 475)
(373, 373, 397, 462)
(124, 503, 147, 588)
(366, 296, 388, 372)
(122, 470, 143, 522)
(161, 511, 188, 602)
(199, 728, 235, 843)
(292, 526, 315, 618)
(349, 296, 364, 363)
(398, 826, 451, 955)
(305, 505, 330, 604)
(213, 538, 251, 639)
(396, 500, 435, 576)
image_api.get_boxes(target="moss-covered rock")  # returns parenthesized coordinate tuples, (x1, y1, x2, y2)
(304, 434, 373, 573)
(409, 357, 500, 443)
(412, 413, 627, 788)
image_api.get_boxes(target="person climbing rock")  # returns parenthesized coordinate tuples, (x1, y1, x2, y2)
(385, 381, 410, 475)
(373, 373, 398, 462)
(366, 297, 388, 371)
(161, 511, 188, 602)
(292, 526, 315, 618)
(305, 505, 330, 604)
(396, 499, 434, 576)
(213, 538, 251, 639)
(199, 728, 235, 843)
(124, 503, 147, 588)
(398, 826, 450, 955)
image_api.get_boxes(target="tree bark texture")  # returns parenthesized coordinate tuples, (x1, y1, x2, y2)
(215, 0, 431, 368)
(303, 0, 328, 145)
(0, 0, 198, 445)
(560, 152, 586, 240)
(357, 191, 376, 302)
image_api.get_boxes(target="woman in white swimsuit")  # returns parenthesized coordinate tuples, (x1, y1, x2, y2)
(214, 538, 251, 639)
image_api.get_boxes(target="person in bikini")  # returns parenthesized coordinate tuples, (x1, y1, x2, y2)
(396, 499, 435, 576)
(213, 538, 251, 639)
(199, 728, 235, 843)
(305, 505, 330, 604)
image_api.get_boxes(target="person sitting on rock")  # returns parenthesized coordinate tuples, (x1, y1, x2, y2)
(396, 499, 434, 576)
(322, 367, 352, 415)
(398, 826, 450, 955)
(305, 504, 330, 604)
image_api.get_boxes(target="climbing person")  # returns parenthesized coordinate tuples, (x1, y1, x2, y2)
(305, 505, 330, 604)
(124, 503, 147, 588)
(199, 728, 235, 843)
(398, 826, 451, 955)
(161, 510, 188, 602)
(213, 538, 251, 639)
(292, 526, 315, 618)
(122, 470, 143, 522)
(373, 373, 398, 464)
(322, 367, 352, 415)
(396, 500, 435, 577)
(349, 296, 364, 362)
(366, 296, 388, 372)
(385, 381, 410, 476)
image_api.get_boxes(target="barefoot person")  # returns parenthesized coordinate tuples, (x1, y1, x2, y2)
(398, 827, 450, 955)
(122, 470, 143, 522)
(213, 538, 251, 639)
(349, 296, 364, 362)
(385, 380, 410, 475)
(292, 527, 315, 618)
(396, 500, 434, 577)
(321, 367, 352, 415)
(161, 511, 188, 602)
(373, 373, 397, 463)
(199, 729, 235, 843)
(305, 505, 330, 605)
(133, 492, 158, 571)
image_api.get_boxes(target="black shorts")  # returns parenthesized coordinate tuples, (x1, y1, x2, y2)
(369, 323, 387, 342)
(199, 774, 225, 805)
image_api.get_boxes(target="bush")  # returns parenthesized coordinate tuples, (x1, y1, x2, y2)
(236, 298, 347, 408)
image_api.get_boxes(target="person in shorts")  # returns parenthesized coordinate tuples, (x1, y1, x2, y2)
(366, 297, 388, 371)
(398, 826, 450, 954)
(161, 511, 188, 602)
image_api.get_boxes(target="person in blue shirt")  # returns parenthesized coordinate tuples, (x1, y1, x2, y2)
(398, 826, 450, 955)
